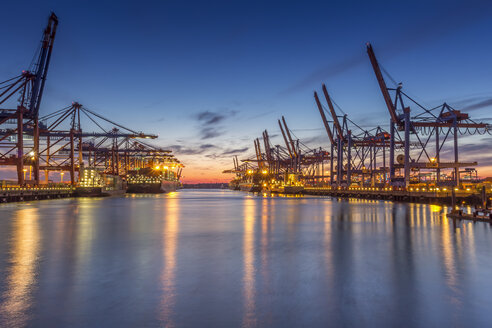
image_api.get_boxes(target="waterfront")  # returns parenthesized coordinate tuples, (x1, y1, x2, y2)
(1, 190, 492, 327)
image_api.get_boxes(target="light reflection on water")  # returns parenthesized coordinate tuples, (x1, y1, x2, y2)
(160, 192, 179, 327)
(0, 190, 491, 327)
(242, 197, 256, 327)
(1, 208, 40, 328)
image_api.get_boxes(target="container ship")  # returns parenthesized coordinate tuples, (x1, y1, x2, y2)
(239, 182, 262, 192)
(126, 165, 181, 193)
(75, 167, 127, 197)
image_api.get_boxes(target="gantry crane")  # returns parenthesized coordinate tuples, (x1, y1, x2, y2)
(0, 13, 58, 185)
(367, 43, 490, 187)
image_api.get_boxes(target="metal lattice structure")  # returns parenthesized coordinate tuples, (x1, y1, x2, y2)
(0, 13, 183, 186)
(0, 13, 58, 184)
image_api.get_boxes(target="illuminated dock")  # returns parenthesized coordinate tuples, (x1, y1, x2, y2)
(303, 186, 491, 206)
(0, 186, 74, 203)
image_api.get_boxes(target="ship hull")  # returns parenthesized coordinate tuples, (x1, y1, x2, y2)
(127, 180, 178, 194)
(228, 181, 240, 190)
(239, 183, 262, 192)
(76, 187, 104, 197)
(283, 186, 304, 194)
(75, 186, 127, 197)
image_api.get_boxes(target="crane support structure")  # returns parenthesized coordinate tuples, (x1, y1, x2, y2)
(226, 42, 490, 194)
(0, 13, 182, 187)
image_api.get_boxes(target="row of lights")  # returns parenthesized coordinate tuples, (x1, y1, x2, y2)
(305, 186, 485, 193)
(0, 186, 73, 191)
(78, 168, 104, 188)
(246, 170, 269, 175)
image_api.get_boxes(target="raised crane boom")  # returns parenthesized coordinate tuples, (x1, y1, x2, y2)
(321, 84, 344, 141)
(314, 91, 335, 145)
(30, 12, 58, 117)
(282, 116, 297, 158)
(366, 43, 400, 125)
(262, 130, 270, 166)
(278, 119, 293, 158)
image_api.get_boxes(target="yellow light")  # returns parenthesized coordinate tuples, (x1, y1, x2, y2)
(430, 205, 442, 213)
(247, 170, 253, 174)
(164, 166, 169, 170)
(263, 183, 267, 187)
(430, 157, 436, 163)
(262, 170, 268, 174)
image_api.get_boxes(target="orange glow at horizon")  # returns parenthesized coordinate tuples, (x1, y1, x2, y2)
(2, 160, 492, 185)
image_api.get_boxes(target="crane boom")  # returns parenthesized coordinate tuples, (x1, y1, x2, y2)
(321, 84, 344, 140)
(263, 130, 273, 164)
(255, 138, 264, 168)
(278, 119, 293, 158)
(30, 12, 58, 117)
(366, 43, 400, 124)
(282, 116, 297, 158)
(314, 92, 335, 145)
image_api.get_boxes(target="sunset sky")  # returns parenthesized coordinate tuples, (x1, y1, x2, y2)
(1, 0, 492, 183)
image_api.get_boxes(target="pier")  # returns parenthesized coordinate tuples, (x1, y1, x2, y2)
(0, 186, 74, 203)
(303, 186, 491, 206)
(0, 13, 183, 193)
(225, 44, 492, 206)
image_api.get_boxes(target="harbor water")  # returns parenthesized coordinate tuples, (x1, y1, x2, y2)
(0, 190, 491, 327)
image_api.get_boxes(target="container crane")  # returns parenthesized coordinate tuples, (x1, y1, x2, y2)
(0, 13, 58, 185)
(367, 42, 489, 187)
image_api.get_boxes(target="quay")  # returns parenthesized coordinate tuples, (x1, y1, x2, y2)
(303, 187, 490, 206)
(0, 14, 183, 199)
(1, 186, 74, 203)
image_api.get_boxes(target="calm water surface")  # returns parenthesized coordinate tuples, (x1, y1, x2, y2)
(0, 190, 491, 327)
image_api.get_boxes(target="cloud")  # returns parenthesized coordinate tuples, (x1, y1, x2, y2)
(282, 55, 365, 94)
(200, 144, 216, 149)
(195, 111, 226, 125)
(246, 110, 276, 120)
(301, 134, 331, 146)
(169, 143, 217, 155)
(221, 147, 249, 155)
(197, 147, 250, 160)
(282, 0, 492, 94)
(193, 109, 238, 140)
(462, 98, 492, 112)
(438, 137, 492, 159)
(201, 127, 223, 139)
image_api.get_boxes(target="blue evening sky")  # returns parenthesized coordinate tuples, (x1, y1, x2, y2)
(1, 0, 491, 181)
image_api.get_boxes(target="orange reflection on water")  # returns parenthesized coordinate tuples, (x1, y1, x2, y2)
(261, 198, 269, 269)
(160, 193, 180, 328)
(324, 202, 334, 277)
(1, 207, 40, 327)
(242, 198, 256, 328)
(441, 215, 462, 307)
